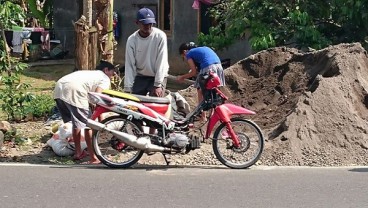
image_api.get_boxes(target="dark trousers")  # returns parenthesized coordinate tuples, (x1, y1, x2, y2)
(132, 76, 167, 96)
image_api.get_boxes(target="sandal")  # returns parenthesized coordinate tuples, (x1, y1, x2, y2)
(73, 150, 89, 161)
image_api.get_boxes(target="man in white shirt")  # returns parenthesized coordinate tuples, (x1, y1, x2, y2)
(54, 60, 117, 164)
(124, 8, 169, 97)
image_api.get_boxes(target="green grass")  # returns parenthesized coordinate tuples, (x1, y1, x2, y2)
(21, 64, 75, 94)
(0, 64, 74, 120)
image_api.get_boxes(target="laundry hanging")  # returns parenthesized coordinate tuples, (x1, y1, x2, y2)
(113, 11, 120, 40)
(41, 31, 50, 51)
(192, 0, 219, 9)
(12, 31, 23, 53)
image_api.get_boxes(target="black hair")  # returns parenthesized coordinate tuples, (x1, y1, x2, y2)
(178, 42, 197, 55)
(96, 60, 115, 71)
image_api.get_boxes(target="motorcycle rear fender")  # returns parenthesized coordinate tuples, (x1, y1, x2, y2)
(205, 103, 256, 138)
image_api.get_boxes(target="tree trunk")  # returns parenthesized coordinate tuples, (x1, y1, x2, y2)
(0, 23, 11, 75)
(75, 0, 114, 70)
(74, 16, 90, 70)
(95, 0, 114, 63)
(104, 0, 114, 63)
(83, 0, 93, 27)
(89, 28, 98, 70)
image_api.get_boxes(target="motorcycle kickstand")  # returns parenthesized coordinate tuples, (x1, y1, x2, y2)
(162, 153, 171, 165)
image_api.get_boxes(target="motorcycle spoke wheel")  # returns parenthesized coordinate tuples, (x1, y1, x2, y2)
(212, 118, 264, 169)
(93, 116, 144, 168)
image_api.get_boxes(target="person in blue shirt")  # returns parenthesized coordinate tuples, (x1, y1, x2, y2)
(177, 42, 225, 120)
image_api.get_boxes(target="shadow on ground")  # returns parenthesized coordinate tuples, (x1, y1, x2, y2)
(348, 168, 368, 173)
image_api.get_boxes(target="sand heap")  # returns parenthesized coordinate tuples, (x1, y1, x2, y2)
(180, 43, 368, 166)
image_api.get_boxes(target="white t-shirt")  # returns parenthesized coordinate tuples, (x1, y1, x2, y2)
(53, 70, 110, 110)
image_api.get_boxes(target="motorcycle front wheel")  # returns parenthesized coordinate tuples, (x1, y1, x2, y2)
(92, 115, 144, 168)
(212, 118, 264, 169)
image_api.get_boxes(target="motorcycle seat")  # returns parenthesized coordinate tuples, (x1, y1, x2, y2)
(102, 89, 171, 104)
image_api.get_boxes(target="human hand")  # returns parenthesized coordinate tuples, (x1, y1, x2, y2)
(152, 87, 164, 97)
(177, 75, 185, 82)
(124, 87, 132, 94)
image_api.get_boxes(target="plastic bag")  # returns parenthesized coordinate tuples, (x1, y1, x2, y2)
(46, 122, 87, 157)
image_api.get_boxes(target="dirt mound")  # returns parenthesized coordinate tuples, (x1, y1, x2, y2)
(180, 43, 368, 166)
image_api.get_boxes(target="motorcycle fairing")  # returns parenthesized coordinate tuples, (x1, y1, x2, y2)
(142, 103, 170, 117)
(205, 103, 256, 139)
(89, 92, 171, 125)
(91, 105, 109, 120)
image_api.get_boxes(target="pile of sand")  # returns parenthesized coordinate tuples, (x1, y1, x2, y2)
(180, 43, 368, 166)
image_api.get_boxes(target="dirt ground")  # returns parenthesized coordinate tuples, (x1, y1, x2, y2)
(1, 43, 368, 166)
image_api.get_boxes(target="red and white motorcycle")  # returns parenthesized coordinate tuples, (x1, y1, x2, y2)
(86, 72, 264, 169)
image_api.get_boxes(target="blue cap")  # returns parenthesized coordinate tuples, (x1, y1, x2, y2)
(137, 8, 156, 24)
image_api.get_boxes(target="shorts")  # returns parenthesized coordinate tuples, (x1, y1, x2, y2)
(194, 63, 226, 89)
(54, 98, 91, 129)
(132, 75, 167, 96)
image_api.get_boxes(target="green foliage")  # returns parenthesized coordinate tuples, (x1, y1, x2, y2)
(0, 1, 32, 121)
(25, 94, 55, 118)
(0, 59, 32, 120)
(0, 1, 25, 28)
(27, 0, 53, 28)
(198, 0, 368, 51)
(3, 129, 17, 142)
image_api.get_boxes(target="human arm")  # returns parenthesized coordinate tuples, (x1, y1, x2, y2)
(95, 86, 104, 93)
(124, 38, 137, 93)
(177, 58, 197, 82)
(153, 32, 169, 88)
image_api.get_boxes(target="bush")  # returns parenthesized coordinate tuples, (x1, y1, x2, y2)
(25, 94, 55, 119)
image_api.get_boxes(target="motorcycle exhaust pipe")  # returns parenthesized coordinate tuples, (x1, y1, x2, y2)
(87, 119, 170, 153)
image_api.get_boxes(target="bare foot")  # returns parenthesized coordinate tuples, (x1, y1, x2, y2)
(82, 160, 101, 165)
(73, 150, 89, 160)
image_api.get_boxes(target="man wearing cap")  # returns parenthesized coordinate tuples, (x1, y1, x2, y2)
(124, 7, 169, 97)
(53, 60, 117, 164)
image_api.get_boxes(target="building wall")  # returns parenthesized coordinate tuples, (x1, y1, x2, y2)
(53, 0, 80, 57)
(53, 0, 251, 74)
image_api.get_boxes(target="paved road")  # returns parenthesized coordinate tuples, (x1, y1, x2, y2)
(0, 163, 367, 208)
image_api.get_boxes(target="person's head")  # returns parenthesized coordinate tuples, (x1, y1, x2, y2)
(96, 60, 117, 79)
(136, 8, 156, 37)
(179, 42, 197, 60)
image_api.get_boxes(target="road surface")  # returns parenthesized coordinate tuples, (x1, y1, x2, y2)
(0, 163, 367, 208)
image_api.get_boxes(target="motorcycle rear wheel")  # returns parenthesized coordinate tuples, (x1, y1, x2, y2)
(212, 118, 264, 169)
(92, 115, 144, 168)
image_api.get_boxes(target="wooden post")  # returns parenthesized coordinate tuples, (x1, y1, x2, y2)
(73, 16, 90, 70)
(89, 27, 98, 70)
(83, 0, 93, 27)
(105, 0, 114, 63)
(95, 0, 115, 63)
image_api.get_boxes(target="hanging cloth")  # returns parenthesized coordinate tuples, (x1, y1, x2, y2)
(12, 31, 23, 53)
(192, 0, 219, 9)
(40, 31, 50, 51)
(113, 11, 120, 40)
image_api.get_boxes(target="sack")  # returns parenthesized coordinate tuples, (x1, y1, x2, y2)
(46, 122, 87, 157)
(170, 92, 191, 120)
(47, 138, 74, 157)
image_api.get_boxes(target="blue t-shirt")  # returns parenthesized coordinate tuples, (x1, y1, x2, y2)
(186, 46, 221, 70)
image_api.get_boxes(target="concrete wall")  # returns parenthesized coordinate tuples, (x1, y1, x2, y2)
(53, 0, 252, 74)
(53, 0, 80, 57)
